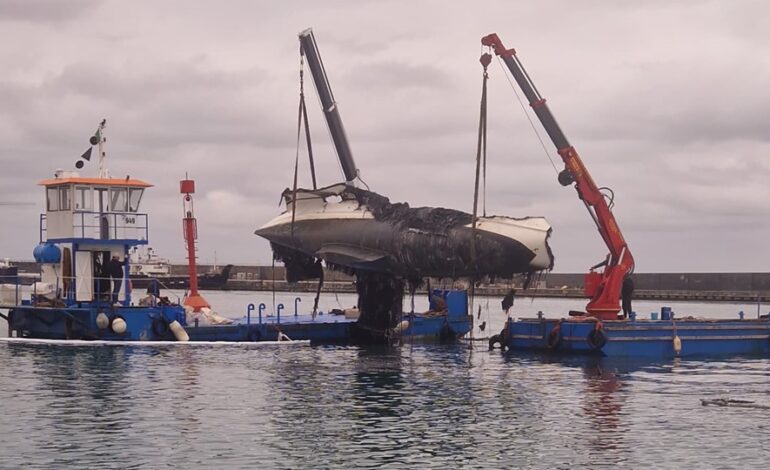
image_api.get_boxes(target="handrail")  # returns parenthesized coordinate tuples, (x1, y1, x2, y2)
(40, 211, 149, 242)
(0, 273, 182, 307)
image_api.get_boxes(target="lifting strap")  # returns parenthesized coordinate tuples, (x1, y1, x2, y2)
(291, 48, 319, 238)
(299, 47, 317, 190)
(471, 54, 491, 268)
(312, 260, 323, 319)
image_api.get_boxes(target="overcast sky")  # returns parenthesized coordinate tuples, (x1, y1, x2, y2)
(1, 0, 769, 272)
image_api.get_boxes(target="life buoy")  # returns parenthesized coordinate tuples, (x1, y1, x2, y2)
(489, 333, 505, 351)
(151, 317, 169, 338)
(247, 329, 262, 342)
(587, 323, 607, 350)
(546, 322, 562, 350)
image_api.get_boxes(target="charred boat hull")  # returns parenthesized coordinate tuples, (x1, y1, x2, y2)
(255, 183, 553, 280)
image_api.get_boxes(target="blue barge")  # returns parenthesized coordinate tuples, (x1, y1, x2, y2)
(496, 313, 770, 358)
(2, 287, 470, 344)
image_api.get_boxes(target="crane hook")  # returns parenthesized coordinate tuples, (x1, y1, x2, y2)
(480, 53, 492, 69)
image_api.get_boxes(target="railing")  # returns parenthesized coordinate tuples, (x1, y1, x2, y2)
(0, 274, 22, 308)
(40, 211, 149, 242)
(246, 302, 287, 325)
(0, 273, 181, 308)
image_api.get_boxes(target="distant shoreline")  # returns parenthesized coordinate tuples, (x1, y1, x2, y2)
(9, 260, 770, 303)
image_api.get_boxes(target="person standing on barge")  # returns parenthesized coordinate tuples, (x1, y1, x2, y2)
(108, 255, 126, 305)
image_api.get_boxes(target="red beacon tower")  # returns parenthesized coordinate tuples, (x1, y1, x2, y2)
(180, 177, 210, 312)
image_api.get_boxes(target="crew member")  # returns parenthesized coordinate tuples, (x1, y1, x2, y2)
(621, 275, 634, 318)
(108, 255, 126, 305)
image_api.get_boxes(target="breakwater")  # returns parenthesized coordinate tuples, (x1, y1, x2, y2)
(12, 261, 770, 302)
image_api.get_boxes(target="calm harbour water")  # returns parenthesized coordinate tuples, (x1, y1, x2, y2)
(1, 290, 769, 468)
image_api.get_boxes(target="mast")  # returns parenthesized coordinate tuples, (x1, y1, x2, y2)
(95, 119, 108, 178)
(180, 177, 210, 312)
(298, 28, 359, 183)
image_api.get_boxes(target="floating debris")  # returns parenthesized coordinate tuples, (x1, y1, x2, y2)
(700, 398, 770, 410)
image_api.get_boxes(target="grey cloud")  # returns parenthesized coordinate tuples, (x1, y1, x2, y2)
(0, 0, 97, 23)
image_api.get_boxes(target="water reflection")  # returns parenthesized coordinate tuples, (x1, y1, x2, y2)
(580, 357, 627, 457)
(8, 345, 134, 466)
(2, 342, 770, 468)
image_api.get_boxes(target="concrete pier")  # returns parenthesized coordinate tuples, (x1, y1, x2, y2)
(10, 261, 770, 302)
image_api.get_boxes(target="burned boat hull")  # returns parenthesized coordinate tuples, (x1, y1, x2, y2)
(256, 183, 553, 280)
(256, 183, 552, 342)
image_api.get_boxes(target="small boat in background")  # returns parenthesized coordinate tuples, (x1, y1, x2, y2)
(128, 246, 233, 291)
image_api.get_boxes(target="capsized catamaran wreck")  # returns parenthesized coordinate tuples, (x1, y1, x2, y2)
(256, 29, 554, 342)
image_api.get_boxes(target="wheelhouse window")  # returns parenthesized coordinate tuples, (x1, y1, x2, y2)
(96, 188, 109, 213)
(128, 188, 144, 212)
(109, 187, 127, 212)
(46, 187, 59, 211)
(74, 186, 93, 211)
(59, 186, 71, 211)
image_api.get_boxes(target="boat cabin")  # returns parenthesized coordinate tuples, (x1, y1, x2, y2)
(36, 170, 153, 305)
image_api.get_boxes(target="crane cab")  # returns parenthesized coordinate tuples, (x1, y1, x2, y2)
(36, 170, 152, 305)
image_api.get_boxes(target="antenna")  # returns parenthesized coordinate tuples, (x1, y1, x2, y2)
(96, 119, 108, 178)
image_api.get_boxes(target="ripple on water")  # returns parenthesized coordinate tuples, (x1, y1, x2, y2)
(1, 342, 770, 468)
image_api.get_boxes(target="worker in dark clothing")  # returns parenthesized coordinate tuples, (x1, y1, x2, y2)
(108, 255, 126, 304)
(621, 275, 634, 318)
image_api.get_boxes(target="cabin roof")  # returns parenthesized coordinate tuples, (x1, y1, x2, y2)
(38, 177, 153, 188)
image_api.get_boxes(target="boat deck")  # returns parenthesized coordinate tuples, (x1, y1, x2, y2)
(504, 316, 770, 357)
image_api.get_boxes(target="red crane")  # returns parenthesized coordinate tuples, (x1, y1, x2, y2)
(481, 33, 634, 320)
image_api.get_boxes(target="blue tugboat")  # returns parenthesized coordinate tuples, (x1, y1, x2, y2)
(0, 120, 193, 342)
(481, 33, 770, 358)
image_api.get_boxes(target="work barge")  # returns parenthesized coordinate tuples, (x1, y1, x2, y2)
(479, 32, 770, 358)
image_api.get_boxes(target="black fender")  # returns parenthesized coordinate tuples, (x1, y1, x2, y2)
(151, 316, 169, 338)
(489, 333, 506, 351)
(546, 324, 562, 350)
(587, 326, 607, 350)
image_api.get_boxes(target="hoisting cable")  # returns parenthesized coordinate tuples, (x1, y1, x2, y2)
(471, 54, 491, 269)
(494, 53, 612, 239)
(299, 47, 318, 190)
(290, 53, 303, 239)
(479, 45, 488, 218)
(312, 260, 323, 320)
(469, 54, 491, 344)
(291, 47, 320, 238)
(271, 256, 276, 316)
(495, 55, 559, 175)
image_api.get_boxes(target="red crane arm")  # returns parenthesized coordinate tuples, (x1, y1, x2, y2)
(481, 33, 634, 319)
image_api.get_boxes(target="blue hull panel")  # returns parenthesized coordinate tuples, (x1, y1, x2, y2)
(506, 318, 770, 358)
(7, 306, 471, 344)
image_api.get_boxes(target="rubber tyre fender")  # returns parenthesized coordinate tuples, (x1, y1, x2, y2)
(587, 328, 607, 350)
(546, 326, 562, 350)
(151, 317, 169, 338)
(489, 333, 504, 351)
